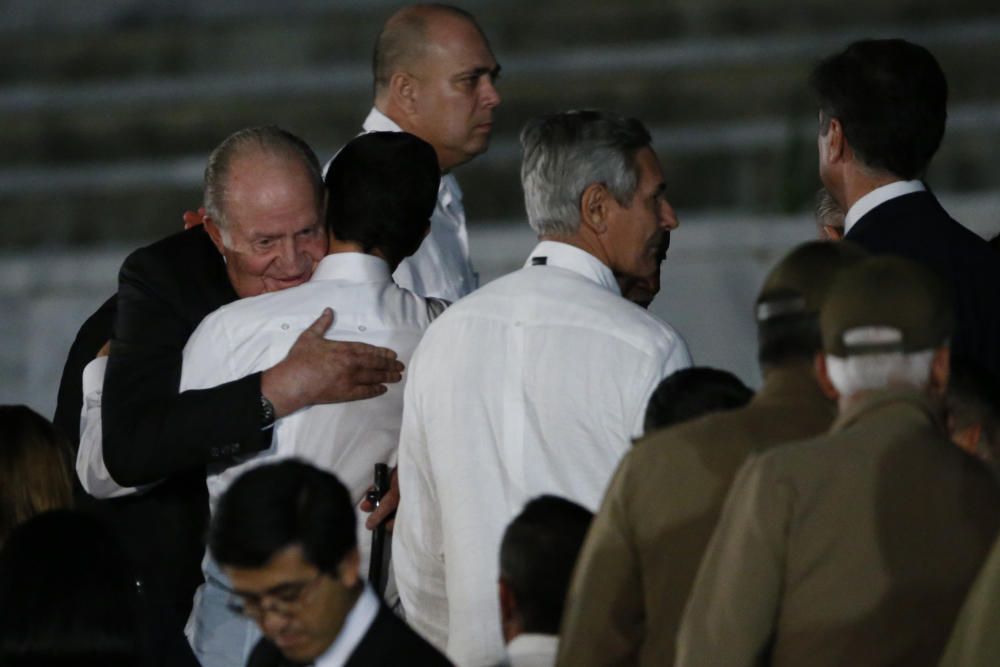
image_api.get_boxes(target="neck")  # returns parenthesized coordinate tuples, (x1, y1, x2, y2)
(327, 238, 395, 270)
(373, 99, 451, 174)
(839, 164, 903, 212)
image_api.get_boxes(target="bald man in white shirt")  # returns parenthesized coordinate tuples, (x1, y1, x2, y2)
(393, 110, 691, 666)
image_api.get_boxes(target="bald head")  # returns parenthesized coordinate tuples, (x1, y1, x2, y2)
(373, 3, 485, 99)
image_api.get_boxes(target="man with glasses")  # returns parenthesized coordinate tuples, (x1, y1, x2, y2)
(209, 459, 451, 667)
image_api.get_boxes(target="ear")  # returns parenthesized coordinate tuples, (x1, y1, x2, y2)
(929, 346, 950, 398)
(814, 352, 840, 401)
(821, 225, 844, 242)
(336, 548, 362, 588)
(498, 578, 517, 624)
(824, 117, 847, 164)
(202, 216, 227, 255)
(389, 72, 419, 116)
(579, 182, 610, 235)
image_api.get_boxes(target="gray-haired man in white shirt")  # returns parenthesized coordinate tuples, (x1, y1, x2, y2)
(393, 109, 692, 666)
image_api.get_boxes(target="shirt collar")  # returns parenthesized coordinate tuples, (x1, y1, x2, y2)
(844, 180, 925, 234)
(313, 584, 380, 667)
(311, 253, 392, 284)
(362, 107, 402, 133)
(525, 241, 621, 296)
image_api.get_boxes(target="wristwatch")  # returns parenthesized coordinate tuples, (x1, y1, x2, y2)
(260, 393, 276, 430)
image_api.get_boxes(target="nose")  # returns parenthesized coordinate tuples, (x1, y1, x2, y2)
(660, 198, 679, 231)
(260, 607, 290, 637)
(480, 77, 501, 109)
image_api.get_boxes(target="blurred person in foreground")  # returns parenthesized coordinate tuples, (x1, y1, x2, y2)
(558, 240, 866, 667)
(0, 405, 73, 548)
(210, 460, 451, 667)
(393, 109, 690, 666)
(495, 496, 592, 667)
(0, 510, 146, 667)
(676, 256, 1000, 667)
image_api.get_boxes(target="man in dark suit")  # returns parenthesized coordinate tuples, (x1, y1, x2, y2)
(56, 126, 405, 664)
(210, 459, 451, 667)
(811, 38, 1000, 378)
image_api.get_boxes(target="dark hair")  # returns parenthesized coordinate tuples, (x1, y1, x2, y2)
(325, 131, 440, 268)
(0, 405, 74, 547)
(757, 311, 824, 369)
(498, 495, 593, 635)
(0, 510, 144, 666)
(209, 460, 356, 574)
(643, 367, 754, 433)
(810, 39, 947, 180)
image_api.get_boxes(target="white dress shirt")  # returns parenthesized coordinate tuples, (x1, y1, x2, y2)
(355, 108, 478, 302)
(843, 179, 925, 234)
(182, 252, 445, 667)
(503, 634, 559, 667)
(76, 356, 152, 498)
(392, 241, 691, 666)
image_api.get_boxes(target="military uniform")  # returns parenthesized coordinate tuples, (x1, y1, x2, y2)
(676, 389, 1000, 667)
(938, 534, 1000, 667)
(557, 363, 833, 667)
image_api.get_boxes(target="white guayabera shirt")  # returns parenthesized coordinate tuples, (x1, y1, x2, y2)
(393, 241, 691, 667)
(180, 252, 446, 667)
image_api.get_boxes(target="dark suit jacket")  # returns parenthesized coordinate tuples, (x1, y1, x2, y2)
(102, 225, 271, 486)
(246, 602, 453, 667)
(845, 190, 1000, 377)
(54, 294, 118, 446)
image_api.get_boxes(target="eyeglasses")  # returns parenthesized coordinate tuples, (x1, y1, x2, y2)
(216, 572, 325, 621)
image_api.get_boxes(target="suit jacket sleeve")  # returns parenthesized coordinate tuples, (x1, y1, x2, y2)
(102, 231, 270, 486)
(557, 451, 644, 667)
(53, 294, 117, 447)
(675, 453, 790, 667)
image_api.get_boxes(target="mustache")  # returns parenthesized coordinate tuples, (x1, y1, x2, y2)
(654, 232, 671, 261)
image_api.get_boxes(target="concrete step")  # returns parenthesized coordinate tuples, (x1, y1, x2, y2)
(2, 19, 997, 166)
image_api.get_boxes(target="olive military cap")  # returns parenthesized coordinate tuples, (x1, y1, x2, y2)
(756, 240, 868, 323)
(821, 255, 953, 357)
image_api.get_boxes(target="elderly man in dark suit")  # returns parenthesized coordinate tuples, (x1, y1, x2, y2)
(56, 126, 403, 665)
(211, 460, 451, 667)
(812, 38, 1000, 377)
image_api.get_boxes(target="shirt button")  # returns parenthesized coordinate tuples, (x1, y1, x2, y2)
(358, 325, 367, 332)
(280, 323, 289, 331)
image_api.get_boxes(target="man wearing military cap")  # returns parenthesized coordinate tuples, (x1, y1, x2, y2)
(676, 256, 1000, 667)
(558, 240, 866, 667)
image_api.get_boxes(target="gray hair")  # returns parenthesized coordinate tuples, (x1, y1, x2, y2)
(520, 110, 652, 237)
(825, 350, 936, 397)
(203, 125, 323, 233)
